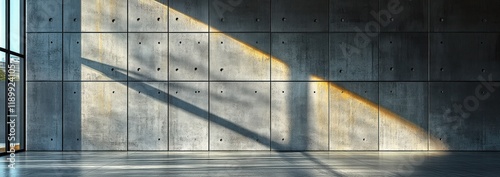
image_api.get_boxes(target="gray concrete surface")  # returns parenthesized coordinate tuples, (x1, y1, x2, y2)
(169, 82, 209, 150)
(128, 0, 168, 32)
(329, 82, 379, 150)
(26, 0, 62, 32)
(271, 82, 329, 150)
(63, 0, 127, 32)
(127, 82, 169, 150)
(63, 82, 128, 150)
(210, 82, 270, 150)
(26, 33, 63, 81)
(25, 0, 500, 151)
(430, 33, 500, 81)
(168, 33, 208, 81)
(329, 33, 379, 81)
(210, 33, 270, 81)
(128, 33, 168, 81)
(26, 82, 62, 150)
(379, 33, 428, 81)
(379, 82, 429, 150)
(170, 0, 208, 32)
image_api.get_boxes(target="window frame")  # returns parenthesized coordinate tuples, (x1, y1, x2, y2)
(0, 0, 26, 156)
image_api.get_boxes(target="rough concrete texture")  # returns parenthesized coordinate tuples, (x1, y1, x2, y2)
(26, 0, 500, 151)
(169, 82, 209, 150)
(169, 0, 208, 32)
(128, 33, 168, 81)
(128, 0, 168, 32)
(26, 82, 62, 150)
(329, 0, 378, 32)
(63, 82, 127, 150)
(379, 82, 429, 150)
(210, 82, 270, 150)
(169, 33, 208, 81)
(271, 82, 329, 151)
(271, 0, 328, 32)
(379, 33, 428, 81)
(26, 33, 62, 81)
(210, 33, 270, 81)
(431, 0, 500, 32)
(26, 0, 62, 32)
(63, 33, 128, 81)
(271, 33, 328, 81)
(329, 33, 379, 81)
(128, 82, 169, 150)
(380, 0, 428, 32)
(430, 33, 500, 81)
(330, 82, 378, 150)
(209, 0, 270, 32)
(64, 0, 127, 32)
(429, 82, 500, 150)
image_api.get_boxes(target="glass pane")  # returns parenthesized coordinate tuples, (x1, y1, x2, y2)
(7, 55, 23, 151)
(0, 52, 5, 153)
(10, 0, 23, 54)
(0, 0, 5, 48)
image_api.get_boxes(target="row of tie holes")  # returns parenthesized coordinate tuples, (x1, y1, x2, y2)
(48, 17, 321, 23)
(47, 17, 491, 23)
(72, 89, 488, 96)
(52, 40, 490, 75)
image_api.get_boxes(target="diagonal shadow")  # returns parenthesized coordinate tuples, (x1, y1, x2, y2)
(81, 58, 283, 150)
(81, 58, 346, 176)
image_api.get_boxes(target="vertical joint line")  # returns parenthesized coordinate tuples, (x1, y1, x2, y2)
(207, 0, 211, 151)
(61, 0, 65, 151)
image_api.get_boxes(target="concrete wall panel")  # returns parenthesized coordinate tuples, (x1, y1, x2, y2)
(63, 82, 127, 150)
(209, 0, 270, 32)
(128, 33, 168, 81)
(128, 0, 168, 32)
(26, 82, 62, 150)
(128, 82, 168, 150)
(379, 82, 428, 150)
(271, 33, 328, 81)
(431, 0, 500, 32)
(63, 33, 128, 81)
(329, 0, 378, 32)
(210, 33, 270, 81)
(27, 0, 62, 32)
(271, 82, 328, 151)
(330, 33, 378, 81)
(430, 33, 500, 81)
(271, 0, 328, 32)
(210, 82, 270, 150)
(429, 82, 487, 150)
(26, 33, 62, 81)
(330, 82, 378, 150)
(380, 0, 428, 32)
(169, 33, 209, 81)
(169, 82, 209, 150)
(169, 0, 208, 32)
(64, 0, 127, 32)
(379, 33, 428, 81)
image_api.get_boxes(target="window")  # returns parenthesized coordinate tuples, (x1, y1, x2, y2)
(0, 0, 25, 156)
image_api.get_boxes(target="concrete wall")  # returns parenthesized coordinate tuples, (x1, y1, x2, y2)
(26, 0, 500, 151)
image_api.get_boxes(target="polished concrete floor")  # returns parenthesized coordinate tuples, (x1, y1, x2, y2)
(1, 151, 499, 176)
